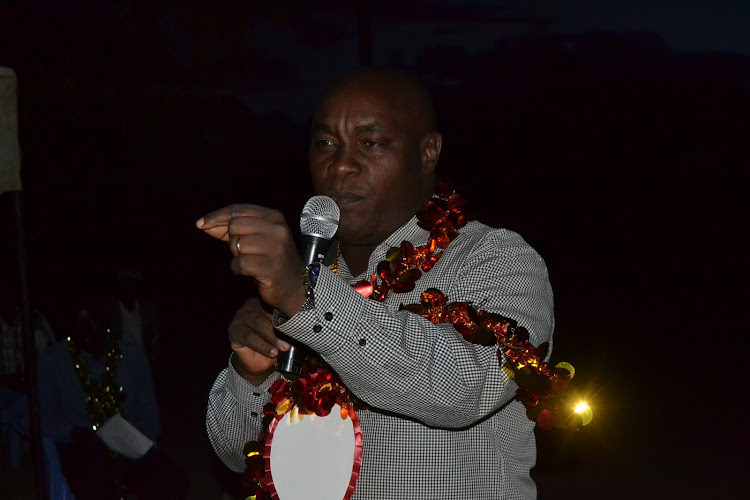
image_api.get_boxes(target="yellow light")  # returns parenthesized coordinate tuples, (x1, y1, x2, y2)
(246, 451, 260, 458)
(574, 401, 593, 426)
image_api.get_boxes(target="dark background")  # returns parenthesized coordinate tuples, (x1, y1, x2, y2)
(1, 1, 748, 498)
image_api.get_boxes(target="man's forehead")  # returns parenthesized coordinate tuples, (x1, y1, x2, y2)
(318, 83, 397, 109)
(313, 68, 436, 135)
(312, 121, 387, 134)
(313, 87, 411, 130)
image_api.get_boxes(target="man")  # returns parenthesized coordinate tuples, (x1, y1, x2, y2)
(102, 268, 162, 366)
(37, 301, 186, 499)
(199, 68, 554, 498)
(1, 276, 55, 389)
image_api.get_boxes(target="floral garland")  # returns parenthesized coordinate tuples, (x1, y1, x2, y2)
(401, 290, 582, 429)
(66, 328, 124, 430)
(243, 181, 588, 499)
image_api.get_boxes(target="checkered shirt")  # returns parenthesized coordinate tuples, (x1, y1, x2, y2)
(207, 216, 554, 499)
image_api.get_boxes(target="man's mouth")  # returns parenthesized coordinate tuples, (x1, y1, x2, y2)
(329, 192, 363, 209)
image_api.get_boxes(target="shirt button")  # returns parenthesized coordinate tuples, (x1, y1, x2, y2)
(313, 324, 323, 333)
(251, 411, 258, 418)
(324, 312, 334, 321)
(252, 392, 261, 397)
(358, 338, 366, 346)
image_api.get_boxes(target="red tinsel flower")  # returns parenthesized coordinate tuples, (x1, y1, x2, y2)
(434, 179, 453, 197)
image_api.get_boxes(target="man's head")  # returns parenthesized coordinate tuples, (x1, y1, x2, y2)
(309, 68, 442, 247)
(71, 302, 109, 358)
(115, 267, 144, 310)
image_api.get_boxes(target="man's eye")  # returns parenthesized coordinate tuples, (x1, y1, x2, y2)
(362, 140, 380, 148)
(317, 139, 334, 147)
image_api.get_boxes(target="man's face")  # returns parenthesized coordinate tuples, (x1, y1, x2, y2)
(309, 85, 434, 246)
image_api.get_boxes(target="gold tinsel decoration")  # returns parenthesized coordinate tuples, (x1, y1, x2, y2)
(66, 329, 124, 430)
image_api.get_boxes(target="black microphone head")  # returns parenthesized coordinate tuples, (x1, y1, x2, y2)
(300, 196, 340, 239)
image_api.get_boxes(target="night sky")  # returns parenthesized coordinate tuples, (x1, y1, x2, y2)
(1, 1, 748, 498)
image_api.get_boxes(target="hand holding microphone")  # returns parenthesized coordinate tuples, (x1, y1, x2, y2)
(196, 196, 339, 378)
(276, 196, 340, 374)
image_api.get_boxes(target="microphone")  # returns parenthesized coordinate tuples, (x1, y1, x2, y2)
(276, 196, 340, 375)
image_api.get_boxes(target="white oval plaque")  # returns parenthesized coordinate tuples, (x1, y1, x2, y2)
(265, 404, 362, 500)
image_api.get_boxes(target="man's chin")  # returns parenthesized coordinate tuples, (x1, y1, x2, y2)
(336, 201, 367, 228)
(335, 220, 378, 247)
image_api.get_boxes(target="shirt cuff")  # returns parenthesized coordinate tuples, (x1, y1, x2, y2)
(225, 354, 281, 412)
(276, 265, 367, 356)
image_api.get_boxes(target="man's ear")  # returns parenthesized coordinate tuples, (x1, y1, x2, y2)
(421, 131, 442, 175)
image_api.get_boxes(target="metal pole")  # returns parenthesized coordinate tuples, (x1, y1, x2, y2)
(13, 190, 49, 500)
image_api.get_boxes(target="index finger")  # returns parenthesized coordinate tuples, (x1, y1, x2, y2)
(195, 204, 268, 241)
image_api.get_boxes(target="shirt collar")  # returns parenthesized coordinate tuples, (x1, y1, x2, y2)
(336, 216, 431, 282)
(119, 300, 141, 315)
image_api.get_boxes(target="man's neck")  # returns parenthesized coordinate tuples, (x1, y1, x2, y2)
(80, 342, 107, 361)
(338, 191, 434, 277)
(120, 298, 139, 313)
(339, 242, 377, 277)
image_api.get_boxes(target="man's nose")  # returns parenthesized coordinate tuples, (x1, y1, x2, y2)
(330, 143, 361, 176)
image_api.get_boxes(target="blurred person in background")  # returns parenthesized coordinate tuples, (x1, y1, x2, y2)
(37, 297, 186, 499)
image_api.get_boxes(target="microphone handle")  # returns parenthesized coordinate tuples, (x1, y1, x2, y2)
(299, 235, 332, 267)
(276, 234, 332, 376)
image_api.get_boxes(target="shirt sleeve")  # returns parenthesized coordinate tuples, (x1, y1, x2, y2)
(125, 347, 161, 441)
(206, 355, 281, 472)
(277, 228, 554, 429)
(32, 309, 55, 351)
